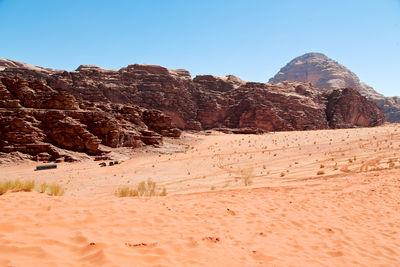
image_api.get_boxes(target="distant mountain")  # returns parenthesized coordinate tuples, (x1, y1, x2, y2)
(269, 53, 400, 122)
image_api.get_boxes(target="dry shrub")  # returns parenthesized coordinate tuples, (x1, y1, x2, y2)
(37, 183, 64, 196)
(160, 186, 167, 196)
(0, 180, 36, 195)
(317, 170, 325, 175)
(238, 168, 254, 186)
(115, 179, 167, 197)
(0, 180, 64, 196)
(115, 187, 139, 197)
(38, 182, 48, 193)
(46, 184, 65, 196)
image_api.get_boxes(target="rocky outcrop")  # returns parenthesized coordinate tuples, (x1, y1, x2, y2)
(325, 88, 386, 128)
(0, 76, 181, 161)
(0, 59, 386, 162)
(193, 74, 245, 92)
(196, 81, 329, 131)
(269, 52, 398, 122)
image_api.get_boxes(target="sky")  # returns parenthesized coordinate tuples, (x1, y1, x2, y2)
(0, 0, 399, 96)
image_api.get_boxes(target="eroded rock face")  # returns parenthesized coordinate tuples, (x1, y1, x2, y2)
(0, 76, 181, 161)
(0, 58, 386, 161)
(196, 81, 329, 131)
(325, 88, 386, 128)
(269, 52, 398, 122)
(44, 66, 386, 131)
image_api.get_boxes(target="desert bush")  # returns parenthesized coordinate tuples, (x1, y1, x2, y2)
(115, 187, 139, 197)
(38, 182, 48, 193)
(0, 183, 8, 195)
(115, 179, 166, 197)
(160, 186, 167, 196)
(239, 168, 254, 186)
(20, 180, 35, 191)
(317, 170, 325, 175)
(0, 180, 36, 195)
(0, 180, 64, 196)
(47, 184, 65, 196)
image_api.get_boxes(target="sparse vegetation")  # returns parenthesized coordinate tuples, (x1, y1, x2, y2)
(46, 184, 65, 196)
(0, 180, 64, 196)
(333, 163, 338, 170)
(239, 168, 254, 186)
(115, 179, 167, 197)
(317, 170, 325, 175)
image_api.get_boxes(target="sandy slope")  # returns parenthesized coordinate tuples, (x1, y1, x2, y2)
(1, 125, 400, 266)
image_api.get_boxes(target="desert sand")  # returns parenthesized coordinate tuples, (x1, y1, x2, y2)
(1, 124, 400, 266)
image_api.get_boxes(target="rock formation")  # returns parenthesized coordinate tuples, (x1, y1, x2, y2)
(324, 88, 385, 128)
(269, 52, 399, 122)
(0, 58, 386, 161)
(0, 75, 181, 162)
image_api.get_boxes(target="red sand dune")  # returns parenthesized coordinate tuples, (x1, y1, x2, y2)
(1, 125, 400, 266)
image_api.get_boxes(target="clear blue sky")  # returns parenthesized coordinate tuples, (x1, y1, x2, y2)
(0, 0, 399, 96)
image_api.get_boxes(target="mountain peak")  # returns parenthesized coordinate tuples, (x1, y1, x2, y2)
(295, 52, 329, 59)
(269, 52, 383, 99)
(269, 53, 400, 122)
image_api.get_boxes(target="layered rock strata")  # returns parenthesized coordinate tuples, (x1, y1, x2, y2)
(0, 76, 181, 161)
(0, 58, 386, 161)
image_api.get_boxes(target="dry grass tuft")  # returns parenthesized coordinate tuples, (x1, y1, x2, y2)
(115, 179, 167, 197)
(0, 180, 64, 196)
(238, 168, 254, 186)
(46, 184, 65, 196)
(115, 187, 139, 197)
(0, 180, 35, 195)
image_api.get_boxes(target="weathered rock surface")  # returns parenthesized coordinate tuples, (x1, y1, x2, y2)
(0, 58, 387, 161)
(269, 52, 399, 122)
(0, 76, 181, 161)
(324, 88, 386, 128)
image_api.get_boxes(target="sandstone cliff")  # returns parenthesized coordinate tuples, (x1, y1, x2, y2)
(0, 58, 386, 161)
(269, 52, 399, 122)
(0, 75, 181, 162)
